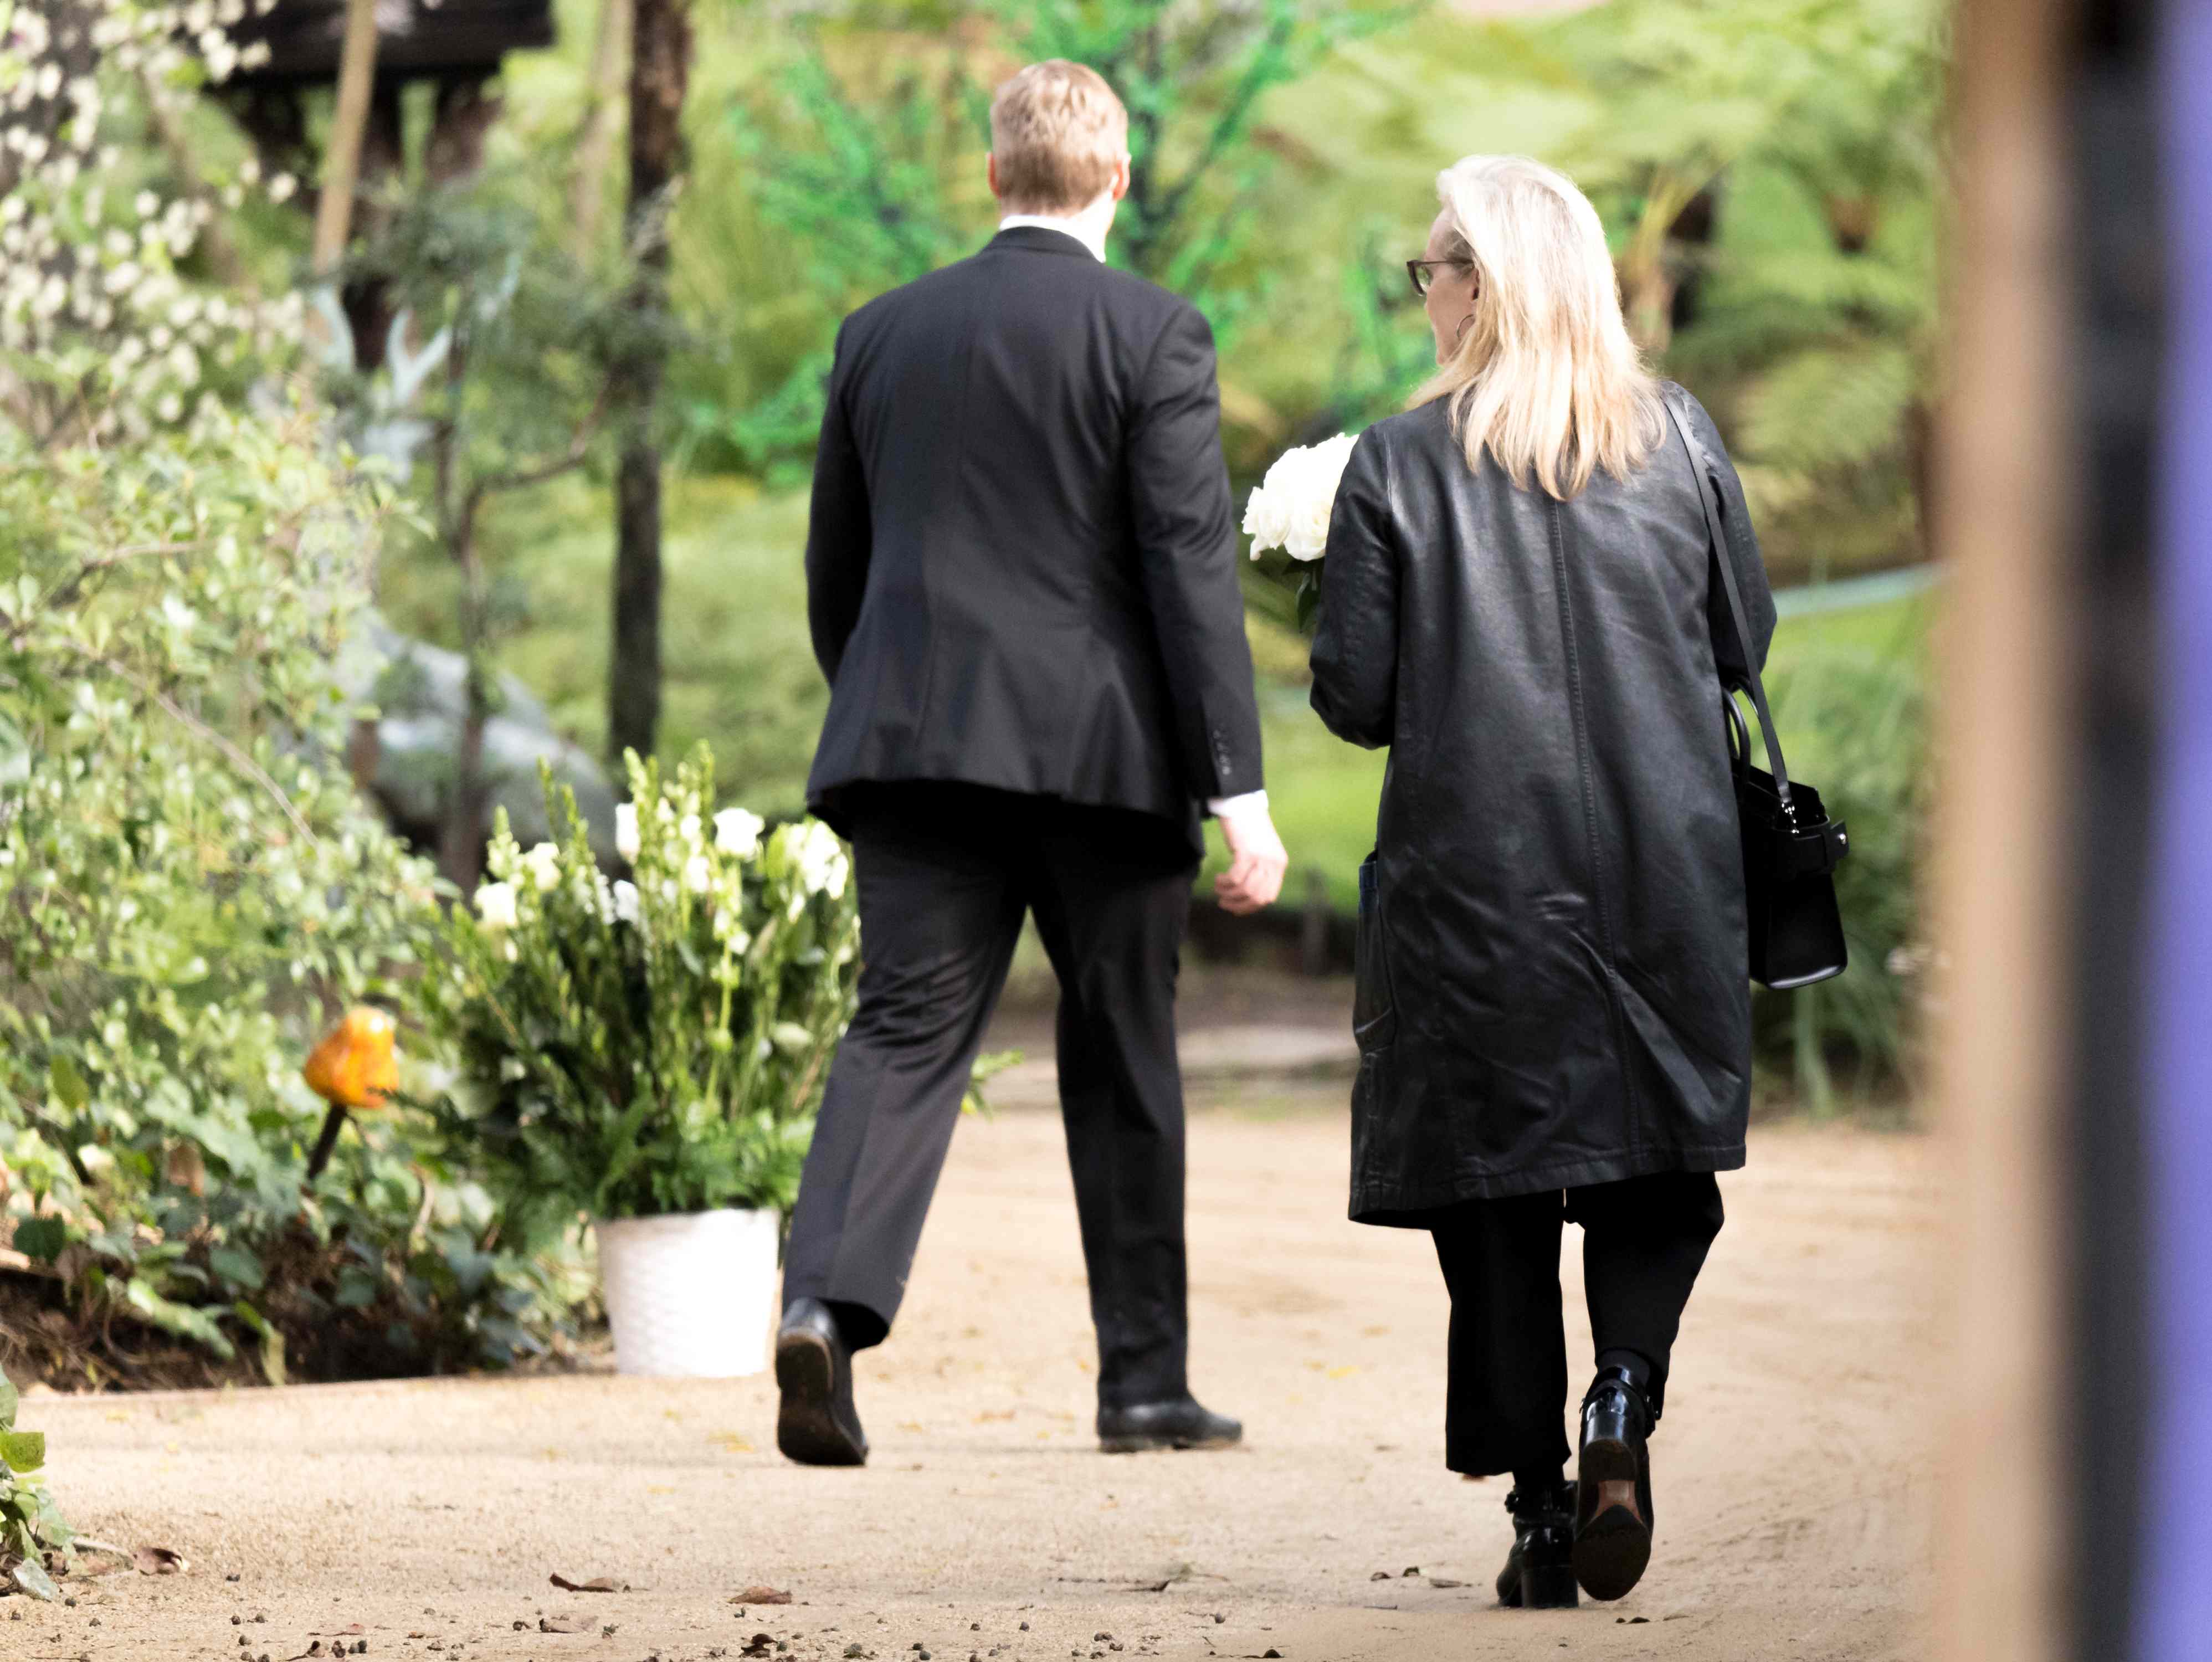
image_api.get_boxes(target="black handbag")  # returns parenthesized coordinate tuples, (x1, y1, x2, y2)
(1662, 396, 1851, 991)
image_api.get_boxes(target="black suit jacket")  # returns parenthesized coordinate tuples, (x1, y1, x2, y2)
(802, 226, 1264, 853)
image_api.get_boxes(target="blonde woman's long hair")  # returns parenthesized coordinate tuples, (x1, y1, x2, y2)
(1412, 156, 1664, 500)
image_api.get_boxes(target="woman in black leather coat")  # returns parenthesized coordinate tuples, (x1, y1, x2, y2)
(1310, 156, 1776, 1611)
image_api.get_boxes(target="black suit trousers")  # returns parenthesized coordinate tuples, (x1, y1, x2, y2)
(781, 782, 1200, 1408)
(1429, 1173, 1725, 1478)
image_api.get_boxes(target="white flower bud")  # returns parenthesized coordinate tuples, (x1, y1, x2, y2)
(521, 842, 561, 892)
(611, 880, 640, 925)
(475, 881, 519, 930)
(714, 807, 763, 857)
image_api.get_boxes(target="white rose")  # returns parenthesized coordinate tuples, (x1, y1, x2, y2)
(474, 881, 518, 930)
(1246, 433, 1357, 561)
(611, 880, 640, 925)
(1284, 433, 1358, 561)
(714, 807, 764, 857)
(1242, 478, 1290, 558)
(615, 802, 640, 861)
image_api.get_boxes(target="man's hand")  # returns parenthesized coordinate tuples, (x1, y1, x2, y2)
(1212, 794, 1289, 916)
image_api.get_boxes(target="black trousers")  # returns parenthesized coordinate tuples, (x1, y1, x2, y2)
(1429, 1172, 1725, 1478)
(782, 782, 1200, 1407)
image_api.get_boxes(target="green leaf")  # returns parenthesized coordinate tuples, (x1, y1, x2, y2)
(0, 1430, 45, 1473)
(0, 711, 30, 789)
(208, 1245, 265, 1291)
(232, 1302, 287, 1388)
(0, 1367, 17, 1431)
(48, 1055, 89, 1112)
(121, 1277, 236, 1360)
(12, 1556, 59, 1600)
(11, 1218, 68, 1263)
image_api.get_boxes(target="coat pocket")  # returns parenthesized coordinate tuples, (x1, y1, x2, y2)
(1353, 853, 1398, 1053)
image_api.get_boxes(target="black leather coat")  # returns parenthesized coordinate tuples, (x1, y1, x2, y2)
(1311, 386, 1775, 1221)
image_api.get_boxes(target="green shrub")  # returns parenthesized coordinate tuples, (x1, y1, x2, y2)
(415, 746, 860, 1235)
(0, 399, 577, 1384)
(1753, 628, 1929, 1107)
(0, 1362, 70, 1599)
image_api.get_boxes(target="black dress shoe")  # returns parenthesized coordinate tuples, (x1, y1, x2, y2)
(1495, 1481, 1578, 1609)
(1096, 1397, 1243, 1453)
(1572, 1366, 1655, 1601)
(775, 1299, 868, 1467)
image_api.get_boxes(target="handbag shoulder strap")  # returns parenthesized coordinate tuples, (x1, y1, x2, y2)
(1660, 389, 1795, 814)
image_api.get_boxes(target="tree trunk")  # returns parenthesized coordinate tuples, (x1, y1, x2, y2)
(605, 0, 691, 766)
(337, 86, 406, 372)
(425, 76, 504, 186)
(311, 0, 383, 274)
(434, 329, 490, 893)
(570, 0, 633, 258)
(440, 658, 491, 894)
(439, 486, 494, 894)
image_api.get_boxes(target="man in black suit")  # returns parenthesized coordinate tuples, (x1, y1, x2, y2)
(775, 58, 1288, 1466)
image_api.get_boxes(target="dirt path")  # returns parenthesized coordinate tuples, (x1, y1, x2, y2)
(16, 1096, 1938, 1662)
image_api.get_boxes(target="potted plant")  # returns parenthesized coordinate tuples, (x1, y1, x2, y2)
(417, 745, 859, 1377)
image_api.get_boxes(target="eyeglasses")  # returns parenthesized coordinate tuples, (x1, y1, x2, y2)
(1405, 259, 1472, 299)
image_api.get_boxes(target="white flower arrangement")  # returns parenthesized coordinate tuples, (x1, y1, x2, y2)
(1243, 432, 1359, 631)
(419, 743, 863, 1223)
(1243, 433, 1358, 562)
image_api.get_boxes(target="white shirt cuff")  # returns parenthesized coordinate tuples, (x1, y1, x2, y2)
(1207, 789, 1270, 824)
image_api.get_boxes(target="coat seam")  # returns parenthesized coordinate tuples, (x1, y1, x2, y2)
(1547, 494, 1643, 1162)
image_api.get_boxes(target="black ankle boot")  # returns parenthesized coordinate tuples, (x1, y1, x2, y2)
(1495, 1480, 1578, 1609)
(1573, 1366, 1655, 1601)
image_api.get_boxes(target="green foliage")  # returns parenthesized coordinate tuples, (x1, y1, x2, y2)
(334, 175, 653, 499)
(0, 399, 578, 1379)
(706, 0, 1402, 476)
(1753, 607, 1931, 1106)
(326, 172, 665, 884)
(417, 747, 860, 1233)
(0, 1362, 70, 1600)
(1536, 0, 1942, 577)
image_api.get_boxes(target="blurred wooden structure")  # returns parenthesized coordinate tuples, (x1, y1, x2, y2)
(1932, 0, 2069, 1651)
(224, 0, 551, 81)
(217, 0, 556, 366)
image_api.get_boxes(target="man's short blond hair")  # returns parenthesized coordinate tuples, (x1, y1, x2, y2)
(989, 60, 1128, 214)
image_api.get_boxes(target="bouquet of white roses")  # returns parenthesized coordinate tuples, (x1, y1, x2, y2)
(417, 743, 860, 1230)
(1243, 432, 1358, 631)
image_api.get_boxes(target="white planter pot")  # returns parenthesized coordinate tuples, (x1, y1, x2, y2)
(593, 1207, 781, 1378)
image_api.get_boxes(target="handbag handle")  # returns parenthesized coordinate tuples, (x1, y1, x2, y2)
(1660, 393, 1796, 817)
